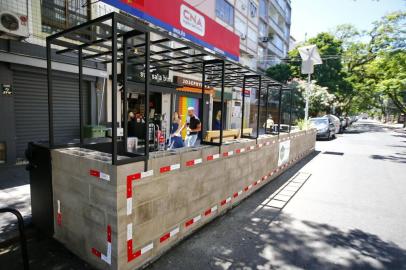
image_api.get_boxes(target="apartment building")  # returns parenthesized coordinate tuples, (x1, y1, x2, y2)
(185, 0, 291, 70)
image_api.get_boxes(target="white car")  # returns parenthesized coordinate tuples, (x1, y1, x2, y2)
(324, 115, 340, 134)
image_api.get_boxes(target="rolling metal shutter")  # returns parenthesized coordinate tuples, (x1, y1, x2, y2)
(13, 70, 89, 158)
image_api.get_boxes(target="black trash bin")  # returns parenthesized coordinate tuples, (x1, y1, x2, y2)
(25, 142, 54, 237)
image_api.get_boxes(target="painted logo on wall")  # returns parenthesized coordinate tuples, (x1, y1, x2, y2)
(180, 4, 205, 37)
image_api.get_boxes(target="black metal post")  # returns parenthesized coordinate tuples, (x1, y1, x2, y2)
(256, 77, 262, 140)
(278, 85, 282, 136)
(200, 62, 205, 140)
(46, 40, 54, 147)
(112, 14, 118, 164)
(0, 208, 29, 270)
(144, 32, 150, 163)
(78, 48, 84, 145)
(220, 61, 225, 145)
(122, 37, 128, 151)
(241, 76, 246, 137)
(289, 88, 293, 133)
(265, 84, 270, 134)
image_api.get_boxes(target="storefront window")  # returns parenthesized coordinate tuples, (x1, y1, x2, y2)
(216, 0, 234, 26)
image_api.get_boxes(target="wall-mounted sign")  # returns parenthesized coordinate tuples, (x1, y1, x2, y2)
(278, 140, 290, 166)
(1, 84, 13, 95)
(101, 0, 240, 61)
(174, 76, 203, 88)
(127, 66, 173, 84)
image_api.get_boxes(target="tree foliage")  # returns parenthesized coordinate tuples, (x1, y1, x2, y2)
(266, 11, 405, 117)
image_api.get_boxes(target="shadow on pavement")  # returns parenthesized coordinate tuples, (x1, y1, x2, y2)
(0, 165, 29, 190)
(145, 150, 406, 270)
(370, 154, 406, 164)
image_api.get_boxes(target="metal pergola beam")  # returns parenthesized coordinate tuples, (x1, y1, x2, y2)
(46, 12, 291, 166)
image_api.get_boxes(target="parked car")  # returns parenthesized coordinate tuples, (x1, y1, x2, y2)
(310, 117, 336, 140)
(324, 115, 341, 134)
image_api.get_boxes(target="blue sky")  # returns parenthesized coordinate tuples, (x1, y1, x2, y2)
(290, 0, 406, 42)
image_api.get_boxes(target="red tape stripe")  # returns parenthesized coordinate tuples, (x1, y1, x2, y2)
(160, 166, 171, 173)
(90, 170, 100, 178)
(92, 248, 101, 258)
(160, 233, 170, 243)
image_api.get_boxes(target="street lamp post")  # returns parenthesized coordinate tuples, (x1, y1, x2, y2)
(298, 45, 322, 120)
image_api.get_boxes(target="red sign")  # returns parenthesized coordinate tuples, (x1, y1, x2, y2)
(101, 0, 240, 61)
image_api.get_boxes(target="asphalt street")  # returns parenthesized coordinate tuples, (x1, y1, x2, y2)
(1, 120, 405, 270)
(145, 120, 406, 270)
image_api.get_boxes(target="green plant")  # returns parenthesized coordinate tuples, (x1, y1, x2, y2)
(296, 119, 311, 130)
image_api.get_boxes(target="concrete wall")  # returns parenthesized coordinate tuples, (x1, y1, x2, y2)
(51, 129, 316, 270)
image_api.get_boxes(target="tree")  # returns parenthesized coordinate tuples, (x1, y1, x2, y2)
(368, 51, 406, 114)
(335, 11, 406, 116)
(289, 79, 336, 117)
(288, 33, 352, 114)
(265, 63, 292, 83)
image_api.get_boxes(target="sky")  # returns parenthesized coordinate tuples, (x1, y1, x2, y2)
(290, 0, 406, 42)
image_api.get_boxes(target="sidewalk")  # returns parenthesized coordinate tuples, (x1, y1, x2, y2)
(0, 165, 32, 242)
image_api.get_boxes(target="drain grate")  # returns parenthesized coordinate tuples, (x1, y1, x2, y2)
(323, 151, 344, 156)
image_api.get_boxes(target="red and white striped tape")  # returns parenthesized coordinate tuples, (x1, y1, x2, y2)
(57, 200, 62, 226)
(220, 196, 232, 206)
(265, 141, 271, 146)
(204, 205, 218, 216)
(160, 163, 180, 173)
(91, 225, 112, 265)
(244, 184, 253, 192)
(126, 170, 154, 216)
(257, 143, 263, 148)
(207, 153, 220, 161)
(235, 148, 246, 154)
(127, 223, 153, 262)
(159, 227, 180, 243)
(247, 145, 255, 151)
(233, 190, 243, 198)
(185, 158, 202, 167)
(90, 169, 110, 181)
(185, 214, 201, 227)
(223, 151, 234, 157)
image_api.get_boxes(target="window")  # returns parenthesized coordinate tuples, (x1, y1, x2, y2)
(235, 16, 247, 37)
(249, 1, 257, 18)
(41, 0, 90, 34)
(259, 0, 267, 19)
(259, 21, 267, 37)
(216, 0, 234, 26)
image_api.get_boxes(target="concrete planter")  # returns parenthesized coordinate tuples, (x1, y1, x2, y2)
(51, 129, 316, 270)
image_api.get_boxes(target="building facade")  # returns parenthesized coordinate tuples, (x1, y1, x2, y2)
(0, 0, 291, 165)
(185, 0, 291, 70)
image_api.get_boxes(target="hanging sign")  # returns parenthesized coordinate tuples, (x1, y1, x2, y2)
(101, 0, 240, 61)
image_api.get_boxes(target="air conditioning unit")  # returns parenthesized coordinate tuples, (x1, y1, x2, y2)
(260, 36, 270, 43)
(0, 11, 29, 39)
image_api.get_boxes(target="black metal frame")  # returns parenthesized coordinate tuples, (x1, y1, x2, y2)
(241, 75, 262, 140)
(201, 59, 225, 146)
(45, 12, 290, 165)
(0, 208, 29, 270)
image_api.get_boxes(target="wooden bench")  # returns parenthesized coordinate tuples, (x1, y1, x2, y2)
(241, 128, 253, 137)
(205, 129, 239, 143)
